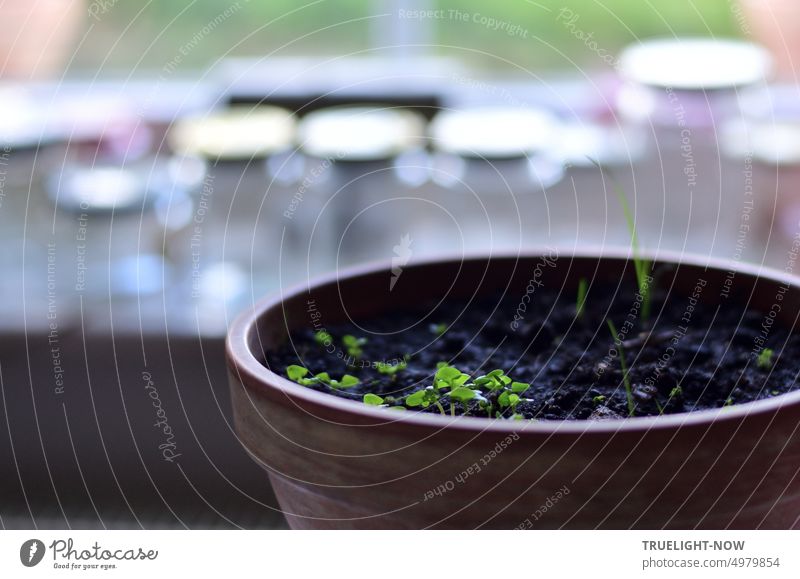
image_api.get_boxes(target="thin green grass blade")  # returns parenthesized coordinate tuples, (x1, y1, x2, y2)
(607, 319, 636, 416)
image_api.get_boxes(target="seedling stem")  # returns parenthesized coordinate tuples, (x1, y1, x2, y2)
(591, 159, 652, 322)
(607, 319, 636, 416)
(576, 277, 588, 320)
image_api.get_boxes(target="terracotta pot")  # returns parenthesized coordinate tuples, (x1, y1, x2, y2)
(226, 251, 800, 529)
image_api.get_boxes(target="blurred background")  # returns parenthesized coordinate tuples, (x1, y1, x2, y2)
(1, 0, 799, 529)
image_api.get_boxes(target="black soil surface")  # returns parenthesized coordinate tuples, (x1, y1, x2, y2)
(264, 284, 799, 420)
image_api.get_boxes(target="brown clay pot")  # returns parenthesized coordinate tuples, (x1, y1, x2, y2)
(226, 251, 800, 529)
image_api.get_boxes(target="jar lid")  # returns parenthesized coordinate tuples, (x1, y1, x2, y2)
(50, 165, 147, 213)
(0, 87, 51, 148)
(48, 158, 193, 213)
(298, 106, 426, 161)
(429, 107, 558, 159)
(169, 105, 295, 160)
(618, 38, 771, 90)
(552, 122, 645, 167)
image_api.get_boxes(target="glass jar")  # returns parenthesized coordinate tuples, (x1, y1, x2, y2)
(293, 105, 428, 273)
(168, 105, 298, 301)
(425, 106, 565, 254)
(614, 37, 773, 258)
(722, 83, 800, 269)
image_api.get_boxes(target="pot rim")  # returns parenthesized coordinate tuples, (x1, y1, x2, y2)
(227, 247, 800, 434)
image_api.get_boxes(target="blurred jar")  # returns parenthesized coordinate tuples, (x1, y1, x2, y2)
(46, 158, 198, 299)
(295, 105, 427, 270)
(615, 38, 773, 257)
(0, 0, 84, 79)
(426, 106, 564, 254)
(168, 105, 297, 293)
(616, 38, 771, 129)
(722, 84, 800, 267)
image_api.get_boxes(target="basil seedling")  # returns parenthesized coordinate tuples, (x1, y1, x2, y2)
(363, 393, 385, 406)
(376, 358, 408, 379)
(405, 386, 446, 415)
(757, 348, 774, 370)
(286, 365, 359, 389)
(342, 334, 367, 360)
(314, 330, 332, 346)
(430, 323, 447, 336)
(286, 365, 316, 386)
(315, 372, 360, 389)
(474, 369, 512, 391)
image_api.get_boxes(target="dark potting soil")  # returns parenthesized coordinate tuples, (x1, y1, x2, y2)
(264, 282, 799, 420)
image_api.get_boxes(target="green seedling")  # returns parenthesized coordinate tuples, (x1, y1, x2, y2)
(430, 323, 447, 336)
(474, 369, 512, 391)
(592, 160, 652, 322)
(607, 320, 636, 416)
(448, 386, 483, 416)
(286, 365, 317, 386)
(375, 358, 408, 379)
(657, 386, 683, 415)
(474, 371, 529, 416)
(724, 397, 734, 407)
(314, 330, 332, 346)
(364, 392, 408, 411)
(450, 387, 479, 402)
(315, 372, 360, 389)
(433, 364, 471, 390)
(669, 386, 682, 397)
(616, 184, 652, 322)
(363, 393, 385, 406)
(498, 390, 521, 410)
(511, 381, 530, 394)
(405, 386, 446, 415)
(287, 366, 359, 389)
(342, 334, 367, 360)
(592, 394, 606, 405)
(432, 364, 475, 415)
(757, 348, 774, 370)
(359, 359, 532, 419)
(576, 277, 588, 320)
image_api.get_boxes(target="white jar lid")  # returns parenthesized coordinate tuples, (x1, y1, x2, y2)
(52, 166, 147, 212)
(429, 107, 558, 159)
(298, 106, 426, 161)
(0, 86, 52, 147)
(552, 122, 645, 167)
(169, 105, 295, 160)
(618, 38, 771, 90)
